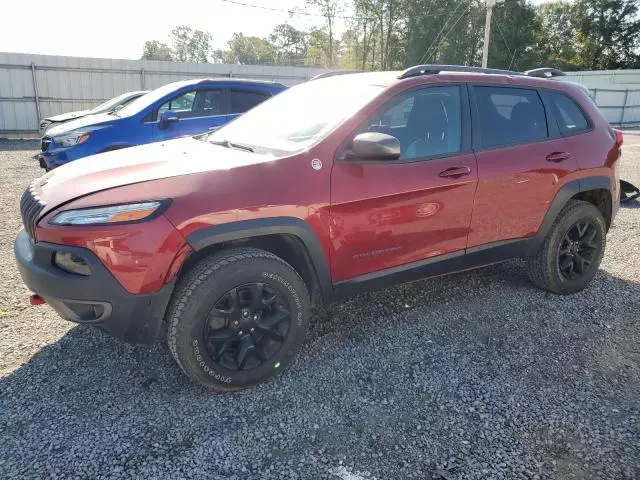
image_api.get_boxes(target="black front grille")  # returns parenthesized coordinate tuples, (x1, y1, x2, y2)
(20, 186, 45, 240)
(41, 136, 51, 152)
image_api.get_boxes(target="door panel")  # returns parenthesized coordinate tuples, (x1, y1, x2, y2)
(329, 84, 476, 282)
(468, 139, 576, 247)
(153, 88, 227, 141)
(330, 155, 478, 281)
(467, 85, 578, 248)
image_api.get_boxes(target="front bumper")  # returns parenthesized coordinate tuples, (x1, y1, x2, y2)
(14, 230, 174, 344)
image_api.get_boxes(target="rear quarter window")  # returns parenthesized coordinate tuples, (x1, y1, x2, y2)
(545, 91, 591, 135)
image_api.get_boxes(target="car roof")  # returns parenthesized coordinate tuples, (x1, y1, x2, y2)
(311, 66, 587, 97)
(195, 78, 286, 88)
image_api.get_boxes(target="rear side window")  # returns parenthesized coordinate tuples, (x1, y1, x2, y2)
(230, 90, 271, 114)
(546, 91, 590, 135)
(474, 86, 548, 149)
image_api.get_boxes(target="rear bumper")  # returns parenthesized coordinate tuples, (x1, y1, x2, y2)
(14, 230, 173, 344)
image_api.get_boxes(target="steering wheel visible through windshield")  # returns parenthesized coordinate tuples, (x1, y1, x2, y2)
(207, 77, 385, 154)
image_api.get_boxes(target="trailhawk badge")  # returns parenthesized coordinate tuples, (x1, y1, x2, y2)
(311, 158, 322, 171)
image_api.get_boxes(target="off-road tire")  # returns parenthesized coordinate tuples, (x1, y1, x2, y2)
(166, 247, 311, 391)
(527, 200, 606, 294)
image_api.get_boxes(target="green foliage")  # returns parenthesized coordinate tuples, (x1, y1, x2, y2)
(141, 1, 640, 71)
(269, 24, 309, 66)
(219, 33, 277, 65)
(170, 26, 213, 63)
(141, 40, 173, 61)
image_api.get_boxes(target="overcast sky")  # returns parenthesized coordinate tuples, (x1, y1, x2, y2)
(0, 0, 549, 60)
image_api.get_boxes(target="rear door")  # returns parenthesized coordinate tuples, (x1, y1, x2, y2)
(329, 84, 478, 281)
(467, 85, 577, 248)
(153, 87, 227, 140)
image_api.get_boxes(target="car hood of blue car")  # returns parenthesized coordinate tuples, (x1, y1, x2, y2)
(45, 109, 92, 123)
(45, 113, 117, 137)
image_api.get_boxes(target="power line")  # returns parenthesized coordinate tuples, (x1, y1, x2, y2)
(218, 0, 373, 21)
(424, 6, 471, 64)
(219, 0, 447, 22)
(417, 1, 465, 65)
(495, 19, 519, 71)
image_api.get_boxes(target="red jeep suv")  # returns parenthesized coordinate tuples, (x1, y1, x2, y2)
(15, 65, 622, 391)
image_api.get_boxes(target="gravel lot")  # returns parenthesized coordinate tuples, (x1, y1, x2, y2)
(1, 137, 639, 480)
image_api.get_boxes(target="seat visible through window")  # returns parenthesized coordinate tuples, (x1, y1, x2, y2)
(474, 86, 548, 148)
(361, 85, 461, 161)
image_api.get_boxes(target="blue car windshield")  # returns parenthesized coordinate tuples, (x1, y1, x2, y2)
(90, 92, 136, 114)
(115, 81, 192, 118)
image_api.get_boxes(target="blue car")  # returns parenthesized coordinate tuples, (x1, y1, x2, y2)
(39, 78, 287, 170)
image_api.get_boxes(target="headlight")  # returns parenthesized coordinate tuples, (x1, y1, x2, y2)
(50, 201, 166, 226)
(55, 131, 91, 148)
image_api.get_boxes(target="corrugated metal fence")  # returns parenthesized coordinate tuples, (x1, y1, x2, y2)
(564, 70, 640, 125)
(0, 52, 329, 134)
(1, 52, 640, 134)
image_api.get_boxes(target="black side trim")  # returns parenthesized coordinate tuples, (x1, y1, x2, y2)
(185, 217, 333, 303)
(334, 238, 534, 300)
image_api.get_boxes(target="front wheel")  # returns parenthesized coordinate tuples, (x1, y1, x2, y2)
(527, 200, 606, 294)
(166, 248, 311, 391)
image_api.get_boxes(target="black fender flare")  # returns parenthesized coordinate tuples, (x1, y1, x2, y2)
(185, 217, 333, 303)
(532, 175, 612, 251)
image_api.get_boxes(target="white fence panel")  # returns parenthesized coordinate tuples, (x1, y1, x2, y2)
(2, 52, 640, 134)
(0, 52, 328, 133)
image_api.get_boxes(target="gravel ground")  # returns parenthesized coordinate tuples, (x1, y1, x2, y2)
(1, 136, 639, 480)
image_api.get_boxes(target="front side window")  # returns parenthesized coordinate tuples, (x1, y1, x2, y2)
(157, 89, 223, 120)
(230, 90, 270, 114)
(474, 86, 548, 149)
(158, 91, 196, 118)
(359, 85, 462, 160)
(546, 91, 590, 135)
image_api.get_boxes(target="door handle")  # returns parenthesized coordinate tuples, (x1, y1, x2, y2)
(439, 166, 471, 178)
(546, 152, 571, 162)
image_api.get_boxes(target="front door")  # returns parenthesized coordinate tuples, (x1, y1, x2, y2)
(154, 88, 227, 140)
(329, 85, 478, 282)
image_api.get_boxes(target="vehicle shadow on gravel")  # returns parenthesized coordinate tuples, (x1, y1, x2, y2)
(0, 139, 40, 152)
(2, 262, 639, 479)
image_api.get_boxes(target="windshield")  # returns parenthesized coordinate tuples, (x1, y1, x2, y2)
(116, 81, 191, 118)
(90, 92, 136, 114)
(208, 77, 385, 153)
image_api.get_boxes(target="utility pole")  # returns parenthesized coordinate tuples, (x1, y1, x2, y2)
(481, 0, 504, 68)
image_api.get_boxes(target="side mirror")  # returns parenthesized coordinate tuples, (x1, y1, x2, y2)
(351, 132, 401, 160)
(159, 110, 179, 129)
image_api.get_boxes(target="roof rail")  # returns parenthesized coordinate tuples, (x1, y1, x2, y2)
(310, 70, 359, 81)
(524, 68, 566, 79)
(398, 64, 521, 79)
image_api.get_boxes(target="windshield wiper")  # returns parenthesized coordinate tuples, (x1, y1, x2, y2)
(209, 139, 255, 152)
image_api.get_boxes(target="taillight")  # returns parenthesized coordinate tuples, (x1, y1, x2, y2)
(614, 128, 624, 146)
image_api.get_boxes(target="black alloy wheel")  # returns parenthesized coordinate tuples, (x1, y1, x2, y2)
(203, 283, 291, 371)
(558, 220, 600, 280)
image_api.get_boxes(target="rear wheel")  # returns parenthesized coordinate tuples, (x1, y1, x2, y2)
(166, 248, 310, 391)
(527, 200, 606, 294)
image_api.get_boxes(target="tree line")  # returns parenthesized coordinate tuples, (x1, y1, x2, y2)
(141, 0, 640, 71)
